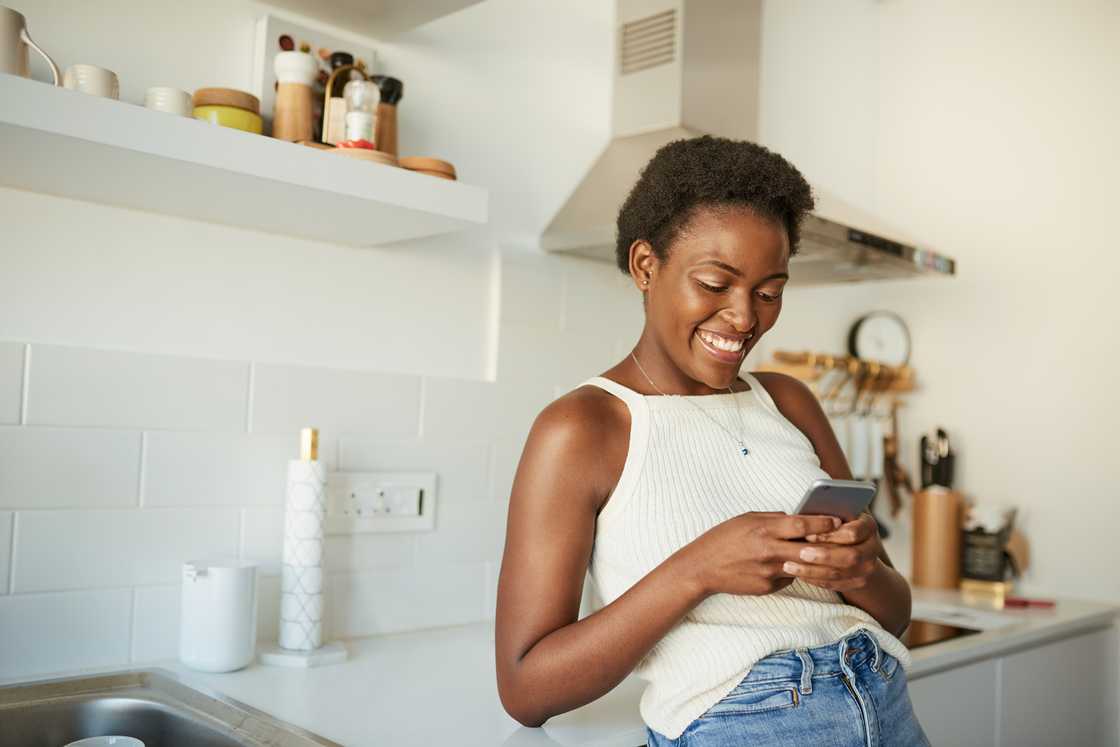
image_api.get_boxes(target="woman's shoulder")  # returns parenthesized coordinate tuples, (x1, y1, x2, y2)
(525, 381, 630, 500)
(536, 379, 629, 445)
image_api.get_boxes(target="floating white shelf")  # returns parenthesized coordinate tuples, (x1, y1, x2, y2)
(260, 0, 485, 37)
(0, 75, 488, 246)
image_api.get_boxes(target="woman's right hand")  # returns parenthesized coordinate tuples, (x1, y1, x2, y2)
(678, 512, 841, 597)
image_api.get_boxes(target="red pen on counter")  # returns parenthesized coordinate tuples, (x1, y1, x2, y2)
(1003, 596, 1056, 609)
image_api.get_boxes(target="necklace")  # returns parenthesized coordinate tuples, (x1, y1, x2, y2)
(630, 351, 751, 456)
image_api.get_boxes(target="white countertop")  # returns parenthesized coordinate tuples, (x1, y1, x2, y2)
(4, 589, 1117, 747)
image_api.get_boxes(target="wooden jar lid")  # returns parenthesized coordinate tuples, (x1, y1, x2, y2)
(399, 156, 456, 178)
(192, 87, 261, 114)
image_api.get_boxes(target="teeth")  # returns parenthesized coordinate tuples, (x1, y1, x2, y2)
(698, 330, 744, 352)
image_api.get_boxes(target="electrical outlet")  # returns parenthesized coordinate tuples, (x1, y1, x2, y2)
(325, 471, 436, 534)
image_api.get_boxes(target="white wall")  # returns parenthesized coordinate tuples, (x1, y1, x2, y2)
(0, 0, 633, 681)
(756, 0, 1120, 602)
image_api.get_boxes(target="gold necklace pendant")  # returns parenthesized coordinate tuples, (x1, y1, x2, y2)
(631, 351, 752, 456)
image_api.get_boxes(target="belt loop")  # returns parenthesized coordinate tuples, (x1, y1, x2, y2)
(795, 648, 813, 695)
(864, 629, 882, 672)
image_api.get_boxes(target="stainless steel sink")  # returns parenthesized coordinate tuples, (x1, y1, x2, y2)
(0, 668, 341, 747)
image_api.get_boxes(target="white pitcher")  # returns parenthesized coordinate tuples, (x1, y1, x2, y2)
(0, 5, 59, 84)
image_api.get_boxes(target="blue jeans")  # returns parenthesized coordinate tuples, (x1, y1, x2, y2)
(646, 629, 929, 746)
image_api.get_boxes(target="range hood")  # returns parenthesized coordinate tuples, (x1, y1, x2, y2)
(540, 0, 956, 285)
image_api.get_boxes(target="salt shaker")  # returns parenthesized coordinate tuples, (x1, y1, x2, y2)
(343, 78, 379, 145)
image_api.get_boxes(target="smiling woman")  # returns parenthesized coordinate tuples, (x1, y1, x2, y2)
(495, 135, 928, 747)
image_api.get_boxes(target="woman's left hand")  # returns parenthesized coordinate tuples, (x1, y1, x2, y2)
(780, 512, 883, 592)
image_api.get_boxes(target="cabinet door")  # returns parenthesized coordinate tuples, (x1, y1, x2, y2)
(908, 659, 998, 746)
(999, 626, 1118, 747)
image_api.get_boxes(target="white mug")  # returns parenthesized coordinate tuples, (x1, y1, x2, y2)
(0, 5, 59, 84)
(63, 63, 119, 99)
(144, 86, 192, 116)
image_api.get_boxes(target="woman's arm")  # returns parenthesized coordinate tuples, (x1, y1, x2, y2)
(494, 393, 710, 726)
(753, 372, 913, 638)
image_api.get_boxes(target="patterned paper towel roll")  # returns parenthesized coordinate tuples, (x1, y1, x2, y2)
(279, 457, 326, 651)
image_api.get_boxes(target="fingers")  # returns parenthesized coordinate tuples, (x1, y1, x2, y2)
(794, 543, 867, 569)
(769, 514, 841, 540)
(805, 512, 877, 544)
(782, 548, 880, 590)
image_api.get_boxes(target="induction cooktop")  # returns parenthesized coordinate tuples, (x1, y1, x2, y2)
(902, 618, 982, 649)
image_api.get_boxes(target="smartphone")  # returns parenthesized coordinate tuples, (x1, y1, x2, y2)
(792, 478, 877, 523)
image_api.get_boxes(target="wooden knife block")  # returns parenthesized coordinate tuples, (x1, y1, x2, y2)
(912, 487, 963, 589)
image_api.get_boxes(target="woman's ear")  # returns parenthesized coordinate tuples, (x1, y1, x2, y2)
(630, 240, 656, 291)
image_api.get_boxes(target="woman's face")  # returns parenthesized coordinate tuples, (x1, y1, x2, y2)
(638, 205, 790, 388)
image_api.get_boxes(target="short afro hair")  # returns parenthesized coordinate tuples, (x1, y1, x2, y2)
(615, 135, 814, 274)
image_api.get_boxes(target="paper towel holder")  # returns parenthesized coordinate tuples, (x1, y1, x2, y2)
(259, 425, 349, 669)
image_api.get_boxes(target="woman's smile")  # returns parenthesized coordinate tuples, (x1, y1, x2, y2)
(694, 328, 751, 364)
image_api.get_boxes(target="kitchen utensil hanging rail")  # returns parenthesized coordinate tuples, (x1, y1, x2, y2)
(757, 349, 916, 394)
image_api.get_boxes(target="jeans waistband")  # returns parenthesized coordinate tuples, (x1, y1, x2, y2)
(748, 629, 884, 684)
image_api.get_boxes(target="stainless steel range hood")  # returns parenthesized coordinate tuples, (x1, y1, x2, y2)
(540, 0, 956, 285)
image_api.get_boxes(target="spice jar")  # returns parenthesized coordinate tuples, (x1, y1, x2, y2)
(343, 79, 379, 146)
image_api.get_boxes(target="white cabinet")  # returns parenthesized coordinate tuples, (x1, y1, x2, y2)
(908, 625, 1119, 747)
(909, 659, 998, 746)
(999, 626, 1118, 747)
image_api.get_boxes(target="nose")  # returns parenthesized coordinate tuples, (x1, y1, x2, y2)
(720, 295, 757, 334)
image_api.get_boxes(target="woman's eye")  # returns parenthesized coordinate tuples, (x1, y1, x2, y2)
(758, 292, 781, 303)
(697, 281, 727, 293)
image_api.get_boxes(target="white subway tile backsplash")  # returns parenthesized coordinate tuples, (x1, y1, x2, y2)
(483, 560, 498, 622)
(496, 322, 617, 396)
(338, 437, 489, 503)
(257, 573, 281, 643)
(415, 499, 507, 567)
(131, 585, 180, 663)
(562, 258, 645, 334)
(328, 562, 486, 638)
(26, 345, 249, 430)
(0, 512, 11, 594)
(0, 427, 141, 509)
(240, 507, 285, 576)
(14, 509, 239, 592)
(422, 375, 550, 445)
(251, 364, 421, 437)
(500, 253, 565, 329)
(324, 533, 415, 574)
(490, 438, 526, 503)
(0, 589, 132, 679)
(144, 432, 305, 507)
(0, 342, 23, 425)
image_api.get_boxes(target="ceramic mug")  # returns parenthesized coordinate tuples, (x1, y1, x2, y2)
(0, 5, 59, 83)
(144, 86, 192, 116)
(63, 63, 119, 99)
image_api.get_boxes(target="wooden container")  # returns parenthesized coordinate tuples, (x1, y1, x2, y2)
(375, 101, 397, 157)
(911, 487, 963, 589)
(273, 82, 313, 142)
(192, 87, 259, 114)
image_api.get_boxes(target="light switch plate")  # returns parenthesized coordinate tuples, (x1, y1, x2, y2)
(325, 471, 437, 534)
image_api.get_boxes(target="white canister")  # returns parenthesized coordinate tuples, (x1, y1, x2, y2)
(179, 558, 259, 673)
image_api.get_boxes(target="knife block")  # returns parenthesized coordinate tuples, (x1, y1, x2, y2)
(911, 486, 963, 589)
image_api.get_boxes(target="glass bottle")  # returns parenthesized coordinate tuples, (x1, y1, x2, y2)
(343, 79, 379, 146)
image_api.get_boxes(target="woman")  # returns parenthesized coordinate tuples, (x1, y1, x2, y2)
(495, 135, 929, 746)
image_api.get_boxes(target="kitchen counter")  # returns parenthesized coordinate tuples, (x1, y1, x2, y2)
(3, 589, 1116, 747)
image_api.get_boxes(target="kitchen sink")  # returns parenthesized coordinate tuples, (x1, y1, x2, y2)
(0, 668, 341, 747)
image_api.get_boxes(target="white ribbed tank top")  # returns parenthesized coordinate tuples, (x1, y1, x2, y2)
(578, 371, 911, 741)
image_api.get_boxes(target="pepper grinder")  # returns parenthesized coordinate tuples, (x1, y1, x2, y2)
(371, 75, 403, 157)
(273, 50, 318, 141)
